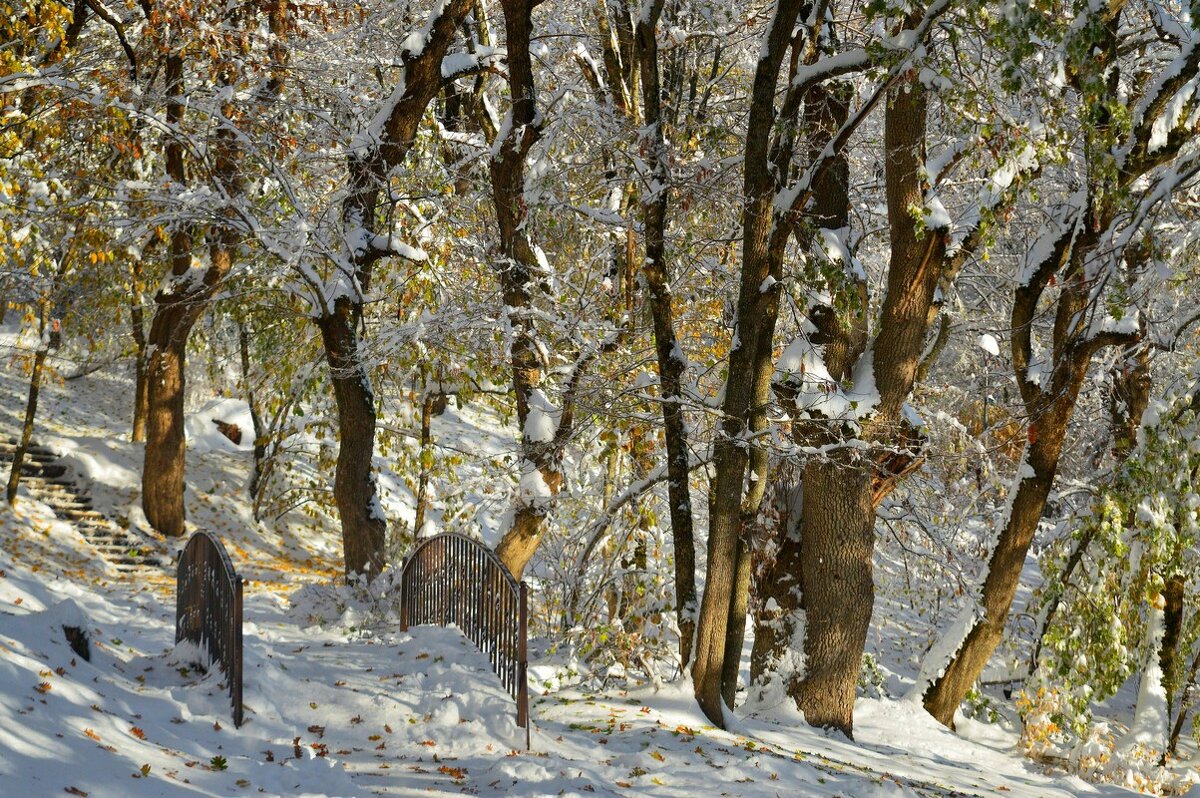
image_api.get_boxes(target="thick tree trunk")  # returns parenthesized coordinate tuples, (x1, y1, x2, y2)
(748, 73, 857, 704)
(143, 327, 192, 536)
(318, 304, 388, 578)
(141, 49, 194, 538)
(792, 456, 875, 730)
(784, 57, 941, 738)
(142, 42, 244, 537)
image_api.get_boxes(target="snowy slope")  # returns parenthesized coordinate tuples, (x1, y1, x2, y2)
(0, 331, 1140, 797)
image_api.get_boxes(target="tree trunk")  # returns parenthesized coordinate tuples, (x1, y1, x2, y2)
(1109, 343, 1151, 459)
(7, 319, 48, 506)
(747, 72, 857, 705)
(1161, 575, 1186, 718)
(721, 315, 780, 706)
(488, 0, 563, 582)
(749, 475, 804, 692)
(414, 390, 434, 537)
(141, 46, 242, 538)
(691, 0, 802, 726)
(318, 304, 388, 578)
(634, 0, 696, 669)
(923, 379, 1082, 726)
(1166, 646, 1200, 759)
(311, 0, 470, 575)
(131, 258, 148, 443)
(791, 456, 875, 730)
(237, 321, 266, 501)
(143, 326, 191, 537)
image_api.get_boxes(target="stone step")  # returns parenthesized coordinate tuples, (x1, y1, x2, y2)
(0, 449, 59, 464)
(32, 494, 92, 507)
(10, 439, 168, 579)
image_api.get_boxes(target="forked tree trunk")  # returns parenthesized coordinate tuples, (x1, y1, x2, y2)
(141, 48, 193, 537)
(488, 0, 566, 582)
(691, 0, 802, 725)
(312, 0, 470, 575)
(143, 43, 242, 537)
(921, 0, 1199, 726)
(748, 72, 856, 702)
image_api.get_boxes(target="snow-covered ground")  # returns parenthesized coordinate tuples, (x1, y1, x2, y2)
(0, 333, 1141, 797)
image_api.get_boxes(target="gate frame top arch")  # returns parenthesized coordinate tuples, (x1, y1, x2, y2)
(398, 532, 529, 749)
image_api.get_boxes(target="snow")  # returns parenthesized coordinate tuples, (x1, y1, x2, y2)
(522, 388, 558, 443)
(1116, 602, 1169, 756)
(0, 326, 1146, 798)
(905, 604, 978, 701)
(849, 349, 881, 417)
(775, 335, 853, 419)
(978, 333, 1001, 357)
(924, 193, 951, 231)
(517, 461, 553, 508)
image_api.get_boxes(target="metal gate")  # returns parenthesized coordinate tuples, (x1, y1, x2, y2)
(176, 531, 244, 727)
(399, 533, 529, 748)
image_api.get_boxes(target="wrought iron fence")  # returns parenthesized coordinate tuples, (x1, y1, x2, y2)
(400, 533, 529, 748)
(176, 531, 244, 727)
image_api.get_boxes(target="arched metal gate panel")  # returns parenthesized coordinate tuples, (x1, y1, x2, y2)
(399, 533, 529, 748)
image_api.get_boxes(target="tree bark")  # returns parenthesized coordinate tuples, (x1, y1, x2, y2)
(130, 262, 148, 443)
(318, 302, 387, 577)
(7, 312, 48, 507)
(792, 455, 875, 728)
(691, 0, 803, 726)
(414, 389, 434, 537)
(635, 0, 696, 669)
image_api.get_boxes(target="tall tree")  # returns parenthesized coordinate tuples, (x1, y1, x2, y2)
(635, 0, 698, 669)
(304, 0, 476, 576)
(924, 1, 1200, 727)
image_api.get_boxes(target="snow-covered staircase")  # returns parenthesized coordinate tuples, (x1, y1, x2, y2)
(1, 440, 168, 576)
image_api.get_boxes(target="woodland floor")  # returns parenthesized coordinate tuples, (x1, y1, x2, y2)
(0, 328, 1144, 797)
